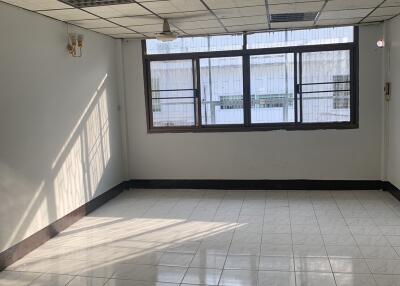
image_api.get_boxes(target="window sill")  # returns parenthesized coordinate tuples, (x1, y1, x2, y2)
(147, 122, 359, 133)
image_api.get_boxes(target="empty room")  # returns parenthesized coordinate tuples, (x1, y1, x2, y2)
(1, 0, 400, 285)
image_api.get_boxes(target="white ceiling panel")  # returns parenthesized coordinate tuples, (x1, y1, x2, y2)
(128, 23, 179, 32)
(69, 19, 119, 29)
(370, 6, 400, 17)
(269, 2, 324, 14)
(1, 0, 397, 38)
(38, 9, 98, 21)
(183, 27, 226, 34)
(317, 18, 363, 26)
(214, 6, 267, 18)
(142, 0, 206, 13)
(83, 3, 151, 18)
(221, 16, 267, 26)
(226, 23, 267, 32)
(363, 15, 396, 22)
(173, 19, 222, 30)
(110, 33, 142, 38)
(91, 26, 133, 35)
(203, 0, 264, 9)
(1, 0, 71, 10)
(362, 16, 396, 23)
(268, 0, 321, 3)
(319, 9, 373, 20)
(158, 11, 214, 20)
(382, 0, 400, 7)
(324, 0, 382, 11)
(110, 16, 162, 26)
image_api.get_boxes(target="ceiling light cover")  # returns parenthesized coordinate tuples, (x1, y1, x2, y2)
(58, 0, 136, 8)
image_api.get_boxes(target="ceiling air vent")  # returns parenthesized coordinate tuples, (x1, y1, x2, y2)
(270, 12, 318, 23)
(58, 0, 136, 8)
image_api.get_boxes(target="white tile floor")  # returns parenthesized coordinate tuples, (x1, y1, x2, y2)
(2, 189, 400, 286)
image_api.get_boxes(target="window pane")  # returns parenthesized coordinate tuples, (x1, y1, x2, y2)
(200, 57, 244, 125)
(152, 90, 194, 99)
(250, 54, 295, 123)
(301, 50, 351, 123)
(152, 98, 195, 127)
(302, 92, 350, 123)
(146, 34, 243, 55)
(150, 60, 193, 90)
(150, 60, 196, 127)
(247, 26, 354, 49)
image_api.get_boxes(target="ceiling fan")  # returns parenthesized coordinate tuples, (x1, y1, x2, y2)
(156, 19, 178, 42)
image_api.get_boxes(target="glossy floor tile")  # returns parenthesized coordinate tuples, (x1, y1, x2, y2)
(2, 189, 400, 285)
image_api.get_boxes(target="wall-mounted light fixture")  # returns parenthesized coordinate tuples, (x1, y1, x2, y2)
(377, 38, 385, 48)
(67, 33, 84, 57)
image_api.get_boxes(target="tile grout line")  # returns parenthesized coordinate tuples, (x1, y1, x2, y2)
(217, 190, 245, 286)
(286, 190, 297, 286)
(179, 189, 211, 284)
(310, 191, 337, 286)
(352, 190, 396, 284)
(210, 189, 230, 285)
(329, 191, 375, 283)
(258, 189, 268, 282)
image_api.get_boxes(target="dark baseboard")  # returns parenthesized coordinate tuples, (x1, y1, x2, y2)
(0, 181, 128, 272)
(383, 181, 400, 201)
(128, 179, 383, 191)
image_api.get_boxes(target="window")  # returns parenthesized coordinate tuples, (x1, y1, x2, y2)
(150, 60, 195, 127)
(143, 26, 358, 132)
(250, 54, 295, 124)
(247, 26, 354, 49)
(300, 50, 351, 123)
(146, 34, 243, 55)
(200, 57, 243, 125)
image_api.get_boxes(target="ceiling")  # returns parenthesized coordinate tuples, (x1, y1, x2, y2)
(1, 0, 399, 39)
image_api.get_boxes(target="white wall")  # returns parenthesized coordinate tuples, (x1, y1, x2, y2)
(0, 3, 124, 252)
(383, 17, 400, 189)
(123, 25, 383, 181)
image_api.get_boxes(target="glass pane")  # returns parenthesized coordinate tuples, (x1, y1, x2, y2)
(150, 60, 195, 127)
(146, 34, 243, 54)
(302, 91, 350, 123)
(301, 50, 351, 123)
(152, 98, 195, 127)
(302, 82, 350, 93)
(152, 90, 194, 99)
(200, 57, 244, 125)
(250, 54, 295, 123)
(150, 60, 193, 90)
(302, 51, 350, 84)
(247, 26, 354, 49)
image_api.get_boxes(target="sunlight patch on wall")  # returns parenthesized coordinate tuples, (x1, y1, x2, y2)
(51, 74, 108, 170)
(53, 75, 111, 218)
(86, 89, 111, 194)
(54, 136, 85, 216)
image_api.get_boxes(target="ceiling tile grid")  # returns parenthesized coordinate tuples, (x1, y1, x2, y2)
(2, 0, 400, 38)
